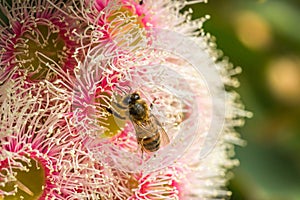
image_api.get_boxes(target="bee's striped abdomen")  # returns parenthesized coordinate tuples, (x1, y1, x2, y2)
(140, 132, 160, 152)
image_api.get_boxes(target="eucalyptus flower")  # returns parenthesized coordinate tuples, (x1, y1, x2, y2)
(70, 0, 250, 199)
(0, 0, 250, 199)
(0, 0, 82, 84)
(0, 78, 81, 199)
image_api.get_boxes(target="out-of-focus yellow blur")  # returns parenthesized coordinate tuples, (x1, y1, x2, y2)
(235, 11, 272, 50)
(267, 57, 300, 105)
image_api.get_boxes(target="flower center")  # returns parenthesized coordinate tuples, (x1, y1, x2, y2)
(15, 23, 67, 80)
(0, 158, 45, 199)
(127, 175, 139, 191)
(107, 5, 146, 49)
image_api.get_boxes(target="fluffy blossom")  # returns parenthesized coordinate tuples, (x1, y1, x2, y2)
(0, 0, 250, 199)
(0, 0, 82, 83)
(0, 78, 131, 199)
(0, 78, 80, 198)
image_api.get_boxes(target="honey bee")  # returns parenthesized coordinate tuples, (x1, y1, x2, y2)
(107, 91, 170, 155)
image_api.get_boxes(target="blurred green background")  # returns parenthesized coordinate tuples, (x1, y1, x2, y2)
(187, 0, 300, 199)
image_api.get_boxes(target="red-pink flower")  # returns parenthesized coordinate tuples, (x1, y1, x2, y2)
(0, 0, 250, 199)
(0, 78, 82, 199)
(69, 0, 153, 54)
(128, 167, 184, 200)
(0, 0, 83, 84)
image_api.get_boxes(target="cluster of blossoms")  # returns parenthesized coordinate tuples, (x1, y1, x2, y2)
(0, 0, 250, 199)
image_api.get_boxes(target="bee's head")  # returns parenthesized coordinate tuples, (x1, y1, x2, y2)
(123, 92, 140, 105)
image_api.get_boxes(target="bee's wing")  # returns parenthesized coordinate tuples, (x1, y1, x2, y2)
(131, 119, 154, 139)
(131, 114, 170, 146)
(131, 121, 152, 154)
(131, 121, 147, 137)
(150, 114, 170, 147)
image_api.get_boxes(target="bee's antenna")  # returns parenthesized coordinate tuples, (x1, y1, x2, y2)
(125, 85, 132, 94)
(115, 85, 127, 95)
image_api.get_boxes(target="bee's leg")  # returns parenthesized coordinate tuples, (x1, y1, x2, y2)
(141, 148, 144, 160)
(112, 101, 127, 110)
(139, 140, 145, 160)
(141, 147, 145, 161)
(106, 107, 126, 120)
